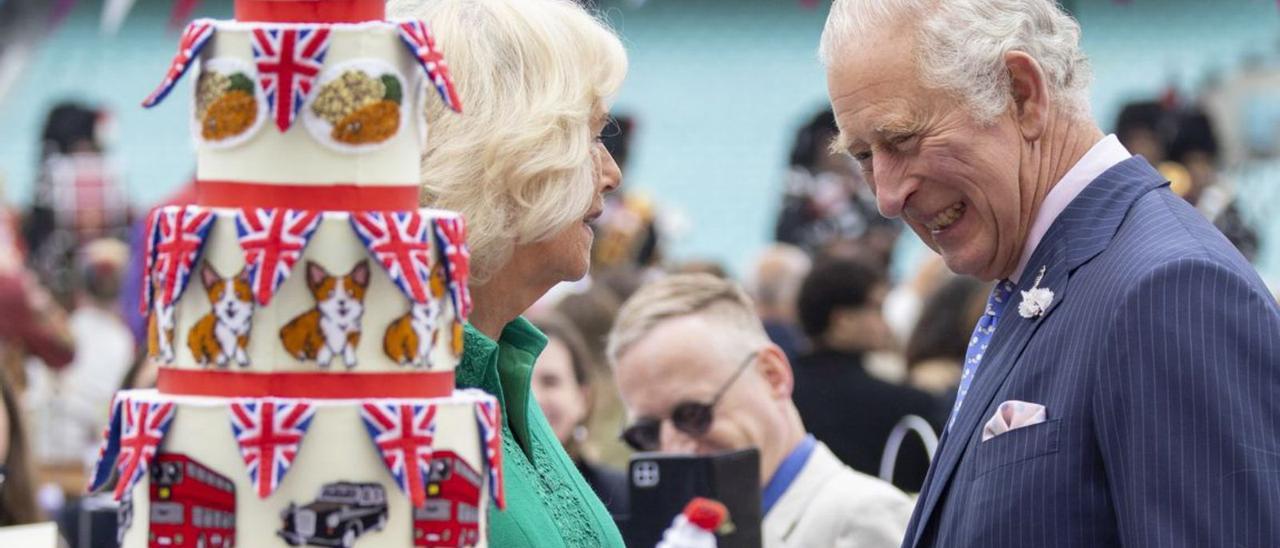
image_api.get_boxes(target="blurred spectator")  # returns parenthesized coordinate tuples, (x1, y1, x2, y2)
(1114, 100, 1174, 165)
(0, 374, 39, 526)
(746, 244, 812, 360)
(1167, 108, 1259, 262)
(24, 102, 130, 305)
(904, 276, 990, 403)
(774, 109, 899, 258)
(609, 273, 912, 547)
(0, 274, 74, 394)
(25, 238, 134, 497)
(670, 259, 729, 279)
(551, 281, 632, 468)
(791, 257, 940, 492)
(530, 314, 629, 517)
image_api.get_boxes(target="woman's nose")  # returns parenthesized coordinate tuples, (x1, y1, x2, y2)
(596, 144, 622, 194)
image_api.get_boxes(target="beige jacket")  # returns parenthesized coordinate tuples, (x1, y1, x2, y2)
(763, 441, 914, 548)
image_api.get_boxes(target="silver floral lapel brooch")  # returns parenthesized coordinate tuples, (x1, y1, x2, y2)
(1018, 266, 1054, 319)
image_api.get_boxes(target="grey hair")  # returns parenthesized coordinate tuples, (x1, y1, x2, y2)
(819, 0, 1092, 122)
(606, 273, 771, 369)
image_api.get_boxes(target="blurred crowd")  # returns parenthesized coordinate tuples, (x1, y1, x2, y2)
(0, 93, 1265, 540)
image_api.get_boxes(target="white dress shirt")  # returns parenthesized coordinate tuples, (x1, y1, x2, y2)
(1011, 134, 1132, 284)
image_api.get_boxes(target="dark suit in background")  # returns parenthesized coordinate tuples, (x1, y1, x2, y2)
(792, 349, 942, 492)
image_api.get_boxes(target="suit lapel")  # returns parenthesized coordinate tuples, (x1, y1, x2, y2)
(909, 157, 1170, 545)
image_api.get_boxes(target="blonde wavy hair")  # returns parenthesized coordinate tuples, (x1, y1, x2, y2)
(388, 0, 628, 284)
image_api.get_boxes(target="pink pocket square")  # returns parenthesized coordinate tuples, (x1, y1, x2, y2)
(982, 400, 1047, 441)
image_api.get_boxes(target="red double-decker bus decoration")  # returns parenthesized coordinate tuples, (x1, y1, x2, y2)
(149, 453, 237, 548)
(412, 450, 482, 547)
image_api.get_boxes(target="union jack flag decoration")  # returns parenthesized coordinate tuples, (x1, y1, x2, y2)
(113, 398, 177, 500)
(151, 206, 215, 308)
(235, 208, 322, 305)
(141, 20, 215, 108)
(396, 19, 463, 113)
(360, 402, 439, 508)
(230, 399, 316, 499)
(138, 208, 162, 314)
(434, 216, 472, 318)
(350, 211, 435, 304)
(251, 27, 331, 132)
(474, 398, 505, 508)
(88, 396, 124, 493)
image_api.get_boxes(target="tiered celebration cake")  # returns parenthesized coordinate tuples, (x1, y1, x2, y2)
(89, 1, 504, 546)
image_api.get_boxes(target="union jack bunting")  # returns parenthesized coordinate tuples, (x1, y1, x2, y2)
(235, 208, 322, 305)
(360, 402, 439, 508)
(230, 399, 316, 499)
(152, 206, 215, 308)
(474, 398, 505, 509)
(113, 398, 177, 500)
(251, 27, 331, 132)
(395, 19, 463, 113)
(138, 208, 161, 314)
(141, 19, 215, 108)
(350, 211, 435, 304)
(88, 395, 124, 493)
(434, 216, 472, 318)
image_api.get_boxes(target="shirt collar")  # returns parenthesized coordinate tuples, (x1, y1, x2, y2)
(1011, 134, 1131, 284)
(762, 434, 816, 516)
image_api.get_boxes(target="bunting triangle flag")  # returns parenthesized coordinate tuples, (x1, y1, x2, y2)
(88, 395, 125, 493)
(250, 27, 331, 132)
(433, 215, 472, 319)
(395, 19, 463, 113)
(360, 402, 439, 508)
(474, 398, 505, 509)
(151, 205, 216, 308)
(350, 211, 436, 304)
(113, 398, 177, 500)
(235, 208, 323, 305)
(229, 399, 316, 499)
(142, 20, 215, 108)
(138, 208, 161, 314)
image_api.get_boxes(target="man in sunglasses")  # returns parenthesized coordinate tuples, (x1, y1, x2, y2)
(607, 273, 913, 547)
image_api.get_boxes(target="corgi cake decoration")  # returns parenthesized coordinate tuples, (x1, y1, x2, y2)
(92, 1, 506, 546)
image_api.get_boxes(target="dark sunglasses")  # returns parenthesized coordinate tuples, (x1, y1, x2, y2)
(620, 350, 760, 452)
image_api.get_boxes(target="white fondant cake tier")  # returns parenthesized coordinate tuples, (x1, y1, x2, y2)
(195, 21, 428, 188)
(112, 389, 494, 548)
(149, 206, 465, 388)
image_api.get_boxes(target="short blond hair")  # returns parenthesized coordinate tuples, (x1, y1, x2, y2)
(389, 0, 628, 283)
(607, 274, 772, 367)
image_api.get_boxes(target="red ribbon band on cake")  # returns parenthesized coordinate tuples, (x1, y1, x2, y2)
(158, 368, 454, 399)
(198, 180, 419, 211)
(235, 0, 384, 23)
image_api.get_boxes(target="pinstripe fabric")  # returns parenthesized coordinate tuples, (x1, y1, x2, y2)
(902, 157, 1280, 547)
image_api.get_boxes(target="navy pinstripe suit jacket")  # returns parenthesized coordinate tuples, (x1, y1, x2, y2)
(902, 157, 1280, 547)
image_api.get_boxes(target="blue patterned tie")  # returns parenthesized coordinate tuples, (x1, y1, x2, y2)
(948, 279, 1017, 431)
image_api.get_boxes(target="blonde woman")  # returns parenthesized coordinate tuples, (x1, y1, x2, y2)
(388, 0, 626, 545)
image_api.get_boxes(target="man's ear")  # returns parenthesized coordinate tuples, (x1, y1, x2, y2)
(755, 344, 795, 401)
(1005, 50, 1049, 141)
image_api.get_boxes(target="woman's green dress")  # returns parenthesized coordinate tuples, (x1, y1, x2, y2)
(456, 317, 626, 547)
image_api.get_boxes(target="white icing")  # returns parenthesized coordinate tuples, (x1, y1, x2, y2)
(116, 389, 491, 548)
(196, 23, 423, 186)
(168, 209, 461, 375)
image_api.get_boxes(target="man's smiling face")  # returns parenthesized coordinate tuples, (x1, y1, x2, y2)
(826, 20, 1032, 281)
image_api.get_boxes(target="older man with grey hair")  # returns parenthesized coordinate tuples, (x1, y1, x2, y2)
(821, 1, 1280, 547)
